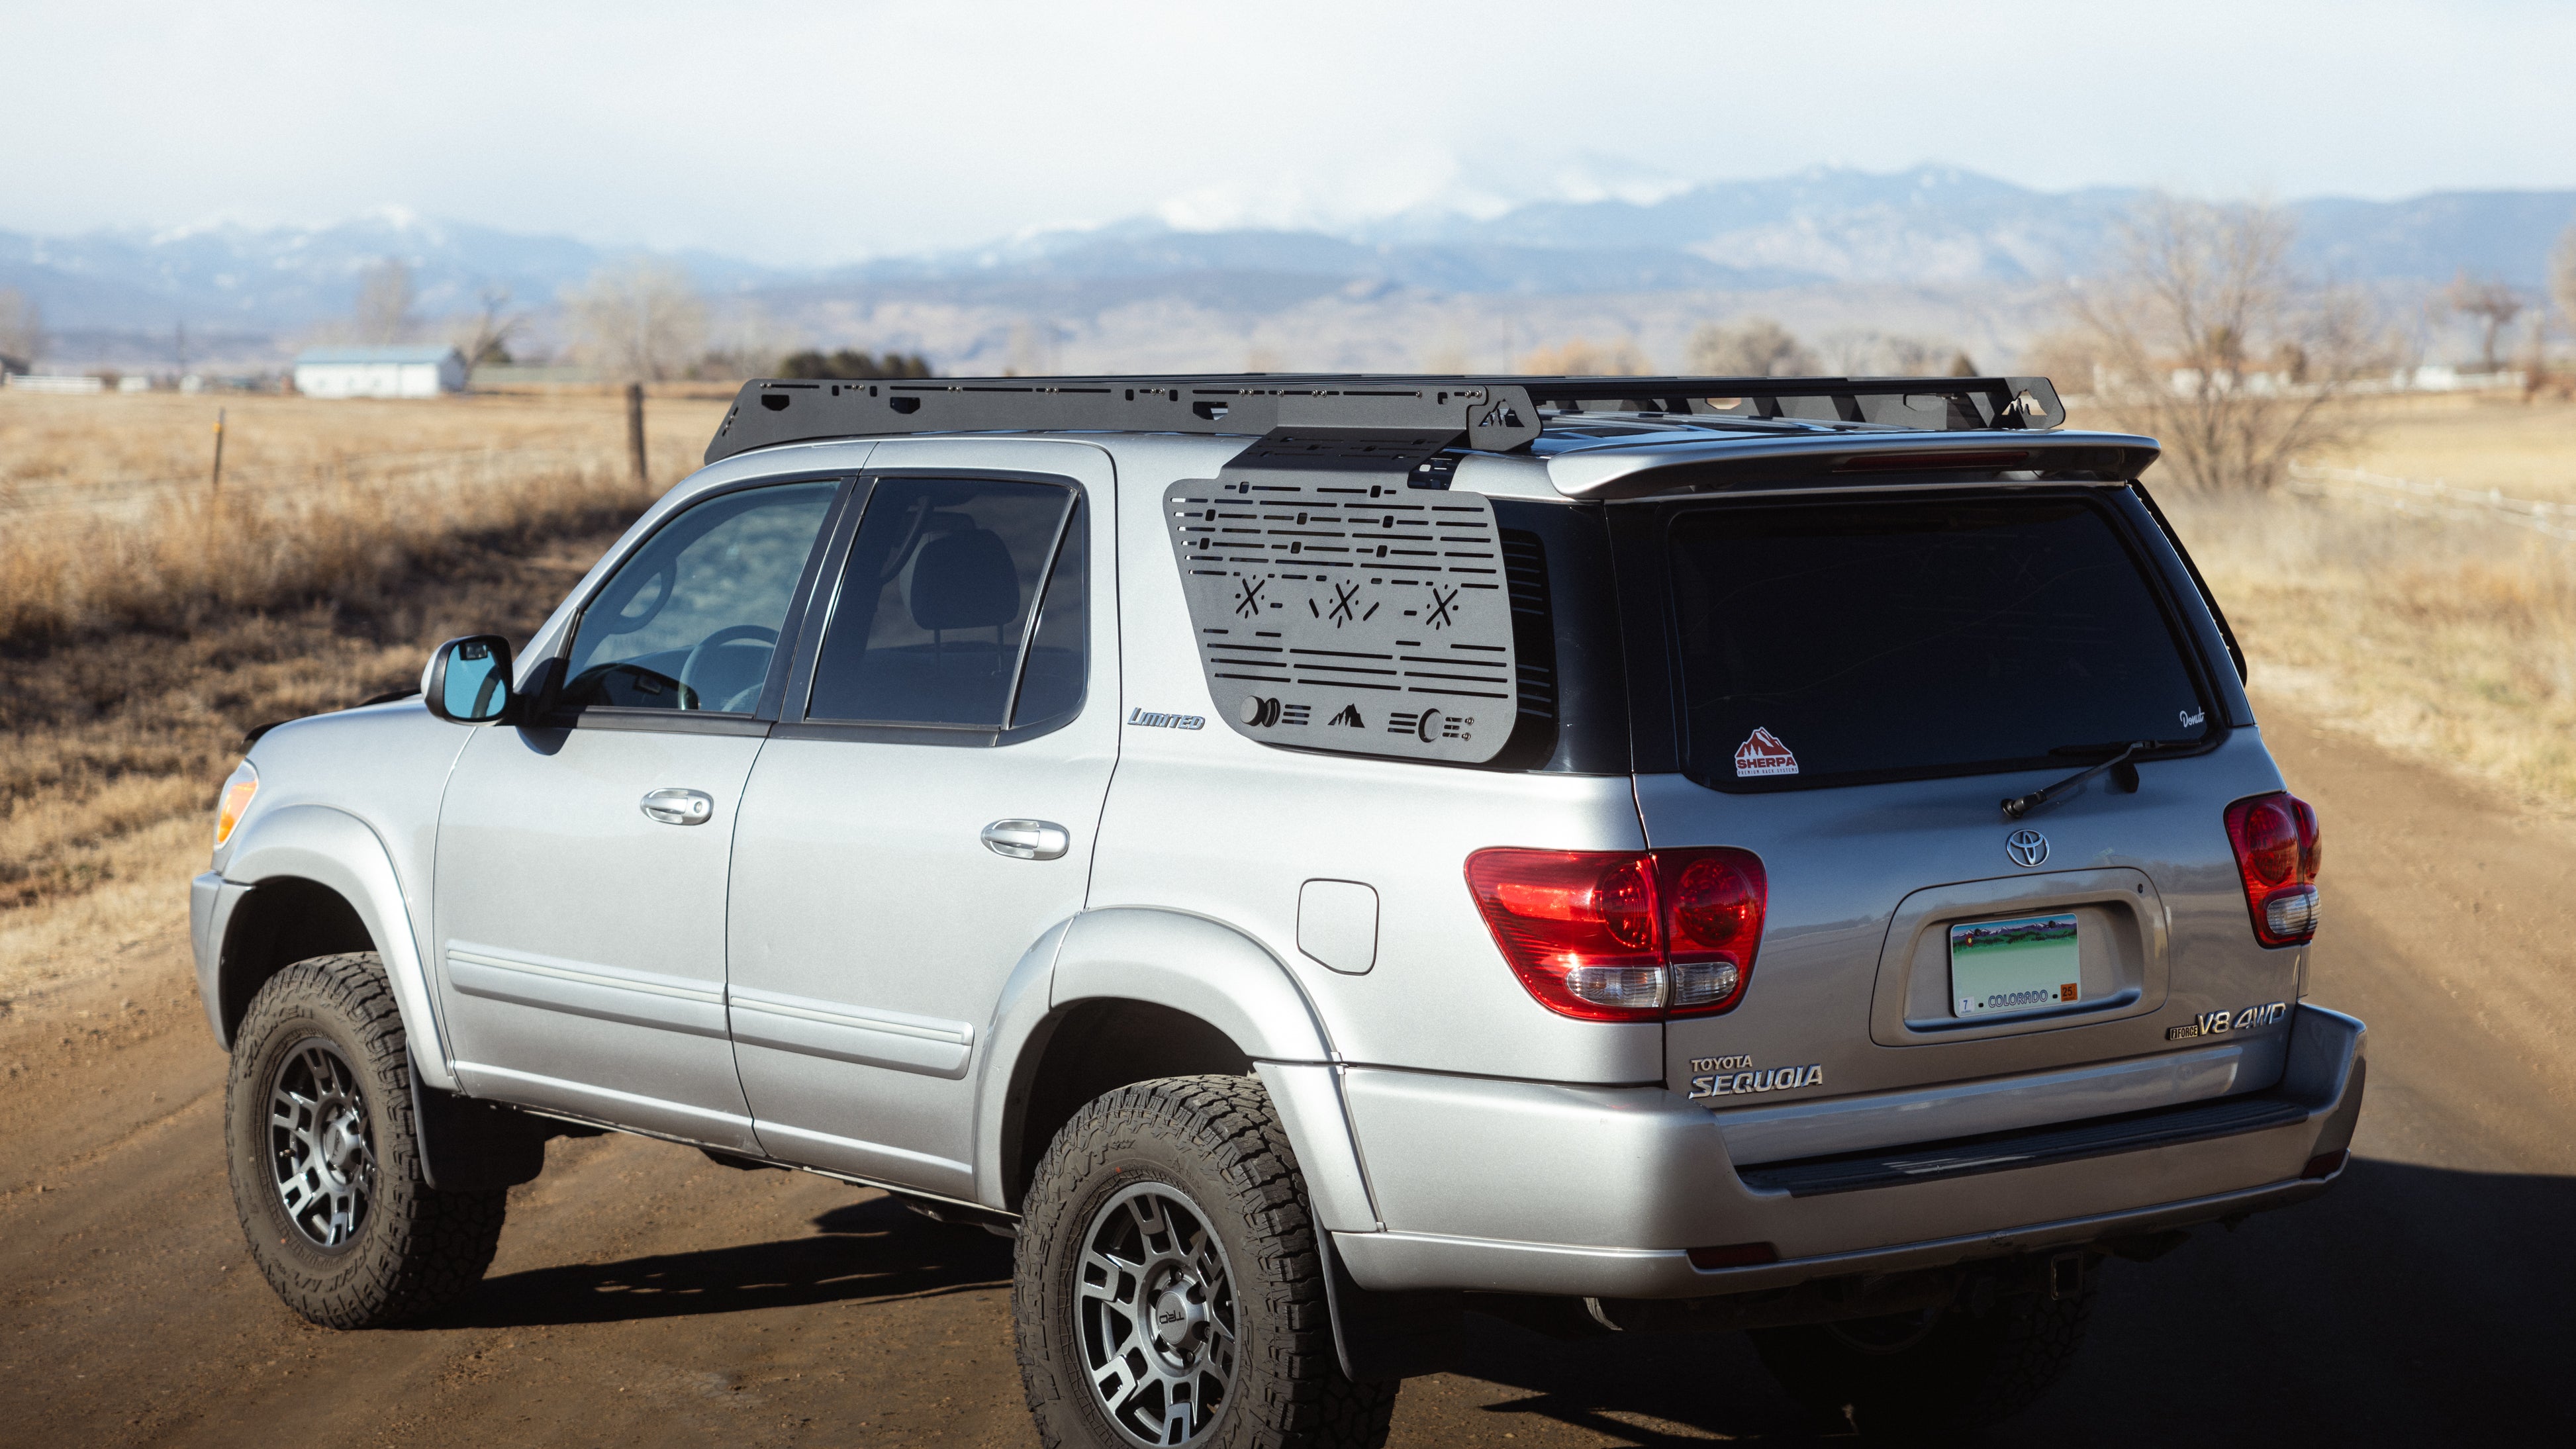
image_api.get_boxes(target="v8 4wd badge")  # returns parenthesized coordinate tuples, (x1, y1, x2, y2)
(2167, 1000, 2289, 1041)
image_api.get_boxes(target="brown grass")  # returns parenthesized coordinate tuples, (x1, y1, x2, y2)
(0, 530, 626, 1002)
(2133, 391, 2576, 811)
(0, 389, 727, 643)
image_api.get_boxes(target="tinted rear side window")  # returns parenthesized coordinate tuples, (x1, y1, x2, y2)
(1664, 494, 2211, 790)
(806, 476, 1077, 728)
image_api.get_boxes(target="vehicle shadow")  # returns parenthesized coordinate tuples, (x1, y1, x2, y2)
(427, 1195, 1012, 1330)
(1438, 1157, 2576, 1446)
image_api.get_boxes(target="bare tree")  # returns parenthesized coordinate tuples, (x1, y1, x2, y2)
(448, 285, 523, 367)
(1684, 317, 1819, 377)
(352, 258, 416, 344)
(2441, 271, 2524, 372)
(563, 259, 708, 383)
(2062, 195, 2377, 492)
(1819, 329, 1967, 376)
(0, 287, 43, 366)
(1513, 336, 1652, 375)
(2553, 224, 2576, 345)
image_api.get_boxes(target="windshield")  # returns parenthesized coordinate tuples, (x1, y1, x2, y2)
(1662, 492, 2213, 790)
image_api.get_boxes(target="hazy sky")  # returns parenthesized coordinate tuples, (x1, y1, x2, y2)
(8, 0, 2575, 265)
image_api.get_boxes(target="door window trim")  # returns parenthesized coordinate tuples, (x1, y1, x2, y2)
(534, 473, 859, 733)
(777, 467, 1094, 749)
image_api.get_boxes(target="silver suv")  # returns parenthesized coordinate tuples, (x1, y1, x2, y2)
(193, 373, 2363, 1444)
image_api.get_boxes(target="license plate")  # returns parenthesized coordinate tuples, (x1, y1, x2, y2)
(1950, 912, 2082, 1017)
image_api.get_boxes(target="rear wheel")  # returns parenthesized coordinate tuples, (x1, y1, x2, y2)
(224, 953, 507, 1327)
(1750, 1272, 2094, 1438)
(1012, 1075, 1396, 1449)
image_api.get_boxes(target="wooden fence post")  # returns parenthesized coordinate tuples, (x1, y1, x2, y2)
(626, 383, 647, 485)
(211, 407, 226, 492)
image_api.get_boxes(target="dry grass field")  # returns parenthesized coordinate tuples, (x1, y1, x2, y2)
(2078, 393, 2576, 814)
(0, 388, 724, 1004)
(2, 385, 2572, 1007)
(0, 388, 729, 641)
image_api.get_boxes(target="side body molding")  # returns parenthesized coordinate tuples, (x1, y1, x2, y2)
(218, 804, 457, 1091)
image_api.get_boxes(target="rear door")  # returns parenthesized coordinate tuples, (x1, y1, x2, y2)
(724, 443, 1116, 1199)
(1616, 485, 2298, 1152)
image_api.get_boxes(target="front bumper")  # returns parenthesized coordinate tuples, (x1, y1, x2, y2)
(1332, 1002, 2364, 1299)
(189, 870, 251, 1046)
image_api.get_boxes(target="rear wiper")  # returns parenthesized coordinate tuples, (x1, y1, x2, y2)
(2000, 741, 2156, 820)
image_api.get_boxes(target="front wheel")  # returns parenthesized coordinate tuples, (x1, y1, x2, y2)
(224, 952, 507, 1327)
(1750, 1271, 2095, 1438)
(1012, 1075, 1396, 1449)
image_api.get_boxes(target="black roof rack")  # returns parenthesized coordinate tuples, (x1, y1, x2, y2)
(702, 373, 2066, 466)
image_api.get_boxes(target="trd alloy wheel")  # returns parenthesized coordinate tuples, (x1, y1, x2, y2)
(265, 1035, 377, 1248)
(1013, 1076, 1396, 1449)
(1076, 1183, 1240, 1444)
(224, 953, 508, 1327)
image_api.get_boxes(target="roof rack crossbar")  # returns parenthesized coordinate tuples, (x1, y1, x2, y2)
(701, 373, 2065, 466)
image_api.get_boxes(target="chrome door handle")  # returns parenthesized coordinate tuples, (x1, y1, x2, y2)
(981, 818, 1070, 861)
(640, 788, 717, 825)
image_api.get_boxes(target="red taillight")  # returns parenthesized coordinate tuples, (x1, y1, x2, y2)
(1465, 847, 1768, 1021)
(2224, 792, 2321, 947)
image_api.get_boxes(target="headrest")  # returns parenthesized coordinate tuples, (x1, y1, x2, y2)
(908, 528, 1020, 630)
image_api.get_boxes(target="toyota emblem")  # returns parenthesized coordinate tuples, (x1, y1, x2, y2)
(2006, 829, 2050, 868)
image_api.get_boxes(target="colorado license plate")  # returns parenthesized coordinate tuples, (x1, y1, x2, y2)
(1950, 912, 2081, 1017)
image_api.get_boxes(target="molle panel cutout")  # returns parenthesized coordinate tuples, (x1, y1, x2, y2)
(1164, 468, 1518, 764)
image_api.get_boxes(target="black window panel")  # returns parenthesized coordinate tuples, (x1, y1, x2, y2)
(1008, 496, 1087, 727)
(561, 480, 839, 714)
(808, 477, 1074, 727)
(1664, 494, 2211, 790)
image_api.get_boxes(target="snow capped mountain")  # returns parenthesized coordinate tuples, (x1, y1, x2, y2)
(6, 166, 2568, 362)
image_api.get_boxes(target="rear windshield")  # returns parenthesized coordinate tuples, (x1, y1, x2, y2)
(1664, 493, 2213, 790)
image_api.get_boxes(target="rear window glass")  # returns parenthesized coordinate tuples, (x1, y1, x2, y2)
(1664, 494, 2211, 790)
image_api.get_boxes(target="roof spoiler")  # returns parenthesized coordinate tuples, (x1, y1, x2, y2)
(702, 373, 2066, 465)
(1547, 429, 2160, 500)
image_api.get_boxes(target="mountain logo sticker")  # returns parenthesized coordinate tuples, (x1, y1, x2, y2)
(1733, 727, 1799, 778)
(1328, 705, 1366, 729)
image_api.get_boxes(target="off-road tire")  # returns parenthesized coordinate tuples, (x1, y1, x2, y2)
(224, 952, 507, 1327)
(1013, 1074, 1396, 1449)
(1750, 1274, 2094, 1439)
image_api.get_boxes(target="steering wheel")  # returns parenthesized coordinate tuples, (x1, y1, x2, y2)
(677, 624, 780, 712)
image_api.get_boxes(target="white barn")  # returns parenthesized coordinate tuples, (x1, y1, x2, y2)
(293, 346, 467, 398)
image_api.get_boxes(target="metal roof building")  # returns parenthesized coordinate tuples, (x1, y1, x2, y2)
(293, 346, 467, 398)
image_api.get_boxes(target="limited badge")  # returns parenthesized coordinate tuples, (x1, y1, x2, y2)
(1734, 727, 1798, 778)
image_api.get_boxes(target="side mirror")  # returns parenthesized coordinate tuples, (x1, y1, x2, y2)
(424, 635, 516, 724)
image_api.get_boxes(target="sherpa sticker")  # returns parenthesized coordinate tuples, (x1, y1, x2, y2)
(1734, 727, 1798, 778)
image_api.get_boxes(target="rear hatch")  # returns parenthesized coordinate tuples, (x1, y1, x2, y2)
(1613, 483, 2305, 1160)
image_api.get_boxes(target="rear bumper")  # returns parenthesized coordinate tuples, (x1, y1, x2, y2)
(1331, 1002, 2364, 1299)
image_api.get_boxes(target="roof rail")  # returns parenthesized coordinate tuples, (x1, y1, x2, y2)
(701, 373, 2065, 466)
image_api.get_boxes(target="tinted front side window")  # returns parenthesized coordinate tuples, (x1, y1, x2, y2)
(1665, 494, 2211, 790)
(806, 477, 1079, 727)
(561, 481, 837, 713)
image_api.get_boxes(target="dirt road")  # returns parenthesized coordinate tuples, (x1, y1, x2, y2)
(4, 708, 2571, 1446)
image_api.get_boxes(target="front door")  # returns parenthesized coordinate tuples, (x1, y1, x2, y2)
(434, 477, 843, 1148)
(726, 445, 1118, 1199)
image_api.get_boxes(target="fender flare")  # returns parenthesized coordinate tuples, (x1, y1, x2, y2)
(220, 804, 457, 1091)
(1047, 907, 1334, 1061)
(967, 906, 1379, 1231)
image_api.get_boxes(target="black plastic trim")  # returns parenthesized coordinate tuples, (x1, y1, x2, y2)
(1738, 1092, 2313, 1197)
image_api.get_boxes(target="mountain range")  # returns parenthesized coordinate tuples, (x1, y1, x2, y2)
(7, 166, 2571, 370)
